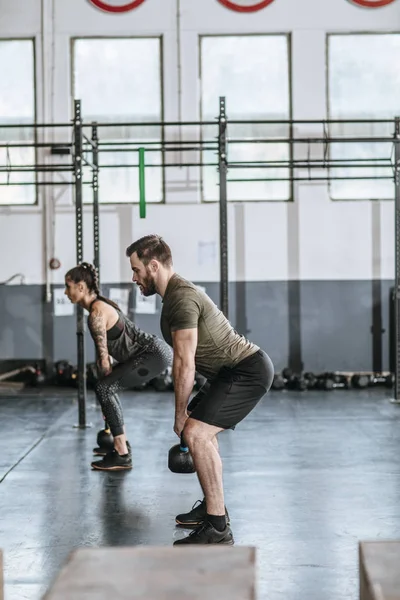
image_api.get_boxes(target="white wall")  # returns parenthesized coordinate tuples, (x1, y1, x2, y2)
(0, 0, 399, 284)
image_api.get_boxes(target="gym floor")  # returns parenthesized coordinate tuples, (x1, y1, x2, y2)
(1, 387, 400, 600)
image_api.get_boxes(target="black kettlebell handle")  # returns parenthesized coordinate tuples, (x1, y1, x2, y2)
(180, 433, 188, 452)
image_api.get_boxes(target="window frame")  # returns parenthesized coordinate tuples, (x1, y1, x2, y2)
(326, 31, 400, 202)
(198, 32, 293, 204)
(70, 35, 165, 205)
(0, 37, 37, 207)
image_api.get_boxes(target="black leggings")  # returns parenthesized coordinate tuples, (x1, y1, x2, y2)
(94, 342, 173, 437)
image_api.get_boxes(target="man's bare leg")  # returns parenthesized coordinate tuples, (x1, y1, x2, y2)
(183, 418, 225, 516)
(173, 418, 233, 544)
(198, 435, 219, 499)
(186, 410, 220, 498)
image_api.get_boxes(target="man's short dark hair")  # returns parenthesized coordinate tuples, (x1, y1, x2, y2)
(126, 235, 173, 267)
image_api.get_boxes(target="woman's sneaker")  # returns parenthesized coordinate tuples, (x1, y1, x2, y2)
(92, 446, 108, 456)
(91, 449, 132, 471)
(175, 499, 230, 527)
(93, 441, 131, 457)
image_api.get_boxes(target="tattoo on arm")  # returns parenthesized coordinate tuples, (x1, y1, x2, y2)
(88, 309, 108, 362)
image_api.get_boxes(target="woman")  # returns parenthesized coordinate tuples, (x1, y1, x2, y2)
(64, 262, 173, 471)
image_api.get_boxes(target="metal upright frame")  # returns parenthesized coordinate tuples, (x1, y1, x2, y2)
(73, 100, 87, 428)
(91, 122, 100, 281)
(218, 96, 229, 318)
(394, 117, 400, 402)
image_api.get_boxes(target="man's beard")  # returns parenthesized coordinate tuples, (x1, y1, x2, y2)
(140, 273, 157, 297)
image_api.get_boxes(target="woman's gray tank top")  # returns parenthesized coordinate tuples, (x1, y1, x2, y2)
(90, 299, 156, 363)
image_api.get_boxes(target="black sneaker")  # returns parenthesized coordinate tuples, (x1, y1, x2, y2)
(173, 521, 234, 545)
(175, 499, 230, 527)
(93, 441, 131, 457)
(91, 450, 132, 471)
(92, 446, 108, 456)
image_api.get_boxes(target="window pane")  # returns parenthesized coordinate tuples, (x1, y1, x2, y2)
(328, 34, 400, 200)
(200, 35, 291, 202)
(0, 40, 35, 205)
(73, 38, 163, 204)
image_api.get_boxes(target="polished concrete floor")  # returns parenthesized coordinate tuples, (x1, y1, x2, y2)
(1, 386, 400, 599)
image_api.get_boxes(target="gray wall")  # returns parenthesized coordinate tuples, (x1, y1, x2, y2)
(0, 281, 394, 374)
(0, 285, 43, 360)
(0, 2, 398, 291)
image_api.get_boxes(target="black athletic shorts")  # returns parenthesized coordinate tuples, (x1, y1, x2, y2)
(187, 349, 274, 430)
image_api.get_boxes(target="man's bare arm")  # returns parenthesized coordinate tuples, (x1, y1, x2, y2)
(172, 328, 197, 435)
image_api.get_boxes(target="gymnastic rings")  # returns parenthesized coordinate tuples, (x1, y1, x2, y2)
(217, 0, 276, 12)
(88, 0, 146, 13)
(348, 0, 396, 7)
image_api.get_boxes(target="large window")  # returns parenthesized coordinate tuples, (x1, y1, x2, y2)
(200, 34, 291, 202)
(328, 33, 400, 200)
(73, 37, 163, 204)
(0, 39, 36, 205)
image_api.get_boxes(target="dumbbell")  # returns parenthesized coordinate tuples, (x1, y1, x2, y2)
(131, 382, 148, 391)
(54, 360, 75, 386)
(30, 364, 46, 386)
(152, 367, 174, 392)
(271, 368, 298, 390)
(284, 368, 307, 391)
(282, 367, 293, 380)
(351, 373, 370, 389)
(369, 373, 395, 388)
(295, 375, 308, 391)
(168, 434, 195, 474)
(320, 377, 348, 391)
(304, 372, 318, 390)
(332, 373, 349, 388)
(318, 373, 349, 391)
(271, 373, 286, 390)
(281, 367, 297, 390)
(273, 368, 316, 392)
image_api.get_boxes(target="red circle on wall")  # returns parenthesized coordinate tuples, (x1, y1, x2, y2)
(88, 0, 146, 12)
(217, 0, 276, 12)
(349, 0, 396, 6)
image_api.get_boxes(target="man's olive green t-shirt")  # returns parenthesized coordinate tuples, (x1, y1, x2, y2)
(160, 274, 258, 381)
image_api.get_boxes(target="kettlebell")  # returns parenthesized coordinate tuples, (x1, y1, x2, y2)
(168, 434, 195, 474)
(96, 428, 114, 451)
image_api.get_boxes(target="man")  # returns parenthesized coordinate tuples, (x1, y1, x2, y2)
(126, 235, 274, 545)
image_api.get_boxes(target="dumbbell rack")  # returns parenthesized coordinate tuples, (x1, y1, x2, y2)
(394, 117, 400, 402)
(272, 369, 395, 392)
